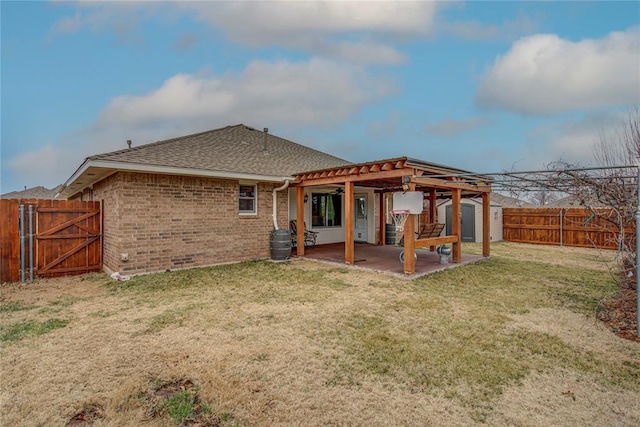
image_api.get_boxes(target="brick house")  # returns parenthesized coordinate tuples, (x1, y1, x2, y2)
(59, 124, 492, 276)
(58, 124, 351, 275)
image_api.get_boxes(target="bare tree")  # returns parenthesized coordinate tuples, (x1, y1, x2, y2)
(529, 189, 561, 206)
(498, 108, 639, 281)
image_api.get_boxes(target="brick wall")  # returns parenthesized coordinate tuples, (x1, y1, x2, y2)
(92, 172, 289, 275)
(93, 174, 121, 273)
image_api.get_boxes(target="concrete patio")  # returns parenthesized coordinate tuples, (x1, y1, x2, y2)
(293, 243, 485, 279)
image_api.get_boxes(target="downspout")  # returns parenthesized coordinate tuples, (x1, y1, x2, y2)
(273, 180, 290, 230)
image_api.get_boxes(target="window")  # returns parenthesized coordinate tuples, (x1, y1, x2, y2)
(311, 193, 342, 227)
(239, 184, 257, 214)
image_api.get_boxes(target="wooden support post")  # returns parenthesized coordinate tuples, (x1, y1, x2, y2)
(345, 181, 355, 265)
(404, 183, 416, 274)
(379, 192, 386, 245)
(482, 192, 491, 257)
(429, 189, 437, 251)
(296, 186, 305, 257)
(452, 189, 462, 263)
(404, 213, 416, 274)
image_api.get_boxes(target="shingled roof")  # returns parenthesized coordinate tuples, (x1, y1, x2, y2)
(60, 124, 351, 198)
(1, 185, 63, 199)
(90, 124, 349, 177)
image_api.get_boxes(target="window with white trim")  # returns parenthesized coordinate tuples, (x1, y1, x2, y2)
(239, 184, 257, 214)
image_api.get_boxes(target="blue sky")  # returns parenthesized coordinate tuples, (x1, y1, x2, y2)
(1, 1, 639, 193)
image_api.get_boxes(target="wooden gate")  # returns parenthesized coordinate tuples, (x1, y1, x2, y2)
(0, 199, 102, 282)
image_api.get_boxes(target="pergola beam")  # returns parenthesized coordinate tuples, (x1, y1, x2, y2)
(411, 176, 486, 192)
(293, 168, 418, 187)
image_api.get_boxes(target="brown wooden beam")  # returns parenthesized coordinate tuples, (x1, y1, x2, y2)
(415, 235, 459, 248)
(411, 176, 483, 192)
(403, 183, 416, 274)
(295, 168, 415, 187)
(296, 187, 305, 256)
(379, 192, 386, 245)
(429, 189, 437, 251)
(404, 214, 416, 274)
(482, 192, 491, 257)
(451, 189, 461, 263)
(344, 181, 355, 264)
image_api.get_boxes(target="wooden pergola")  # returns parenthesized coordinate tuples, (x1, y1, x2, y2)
(291, 157, 492, 275)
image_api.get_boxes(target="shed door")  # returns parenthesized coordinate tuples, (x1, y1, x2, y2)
(446, 203, 475, 242)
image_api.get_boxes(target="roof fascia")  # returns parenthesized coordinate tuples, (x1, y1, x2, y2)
(60, 160, 290, 197)
(89, 161, 289, 182)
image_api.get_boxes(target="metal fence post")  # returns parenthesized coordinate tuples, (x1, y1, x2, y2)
(636, 165, 640, 337)
(28, 204, 34, 281)
(19, 204, 25, 283)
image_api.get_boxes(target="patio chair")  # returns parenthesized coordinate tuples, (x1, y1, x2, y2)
(290, 220, 319, 247)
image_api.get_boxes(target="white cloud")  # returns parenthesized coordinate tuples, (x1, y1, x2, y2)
(48, 1, 149, 39)
(425, 116, 491, 136)
(522, 111, 628, 168)
(96, 58, 395, 130)
(477, 27, 640, 114)
(309, 39, 407, 65)
(5, 145, 70, 189)
(49, 1, 438, 64)
(181, 1, 438, 64)
(185, 1, 438, 41)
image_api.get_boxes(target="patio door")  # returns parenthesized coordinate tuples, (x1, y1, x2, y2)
(354, 194, 368, 242)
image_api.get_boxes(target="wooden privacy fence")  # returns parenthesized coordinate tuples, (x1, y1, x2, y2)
(503, 207, 634, 250)
(0, 199, 102, 283)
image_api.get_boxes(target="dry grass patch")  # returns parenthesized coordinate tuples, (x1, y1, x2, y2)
(0, 245, 638, 426)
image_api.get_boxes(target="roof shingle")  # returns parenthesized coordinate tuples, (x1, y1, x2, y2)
(1, 185, 63, 199)
(90, 124, 351, 177)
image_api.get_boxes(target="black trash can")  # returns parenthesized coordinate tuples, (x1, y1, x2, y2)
(385, 223, 397, 245)
(270, 229, 291, 260)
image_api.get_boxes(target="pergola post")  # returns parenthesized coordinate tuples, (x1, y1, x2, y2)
(429, 189, 437, 251)
(451, 188, 461, 263)
(379, 191, 386, 245)
(482, 191, 491, 257)
(344, 181, 355, 264)
(404, 183, 417, 274)
(403, 213, 416, 274)
(296, 186, 305, 256)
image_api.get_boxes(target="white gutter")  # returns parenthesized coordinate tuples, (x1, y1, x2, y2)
(272, 180, 290, 230)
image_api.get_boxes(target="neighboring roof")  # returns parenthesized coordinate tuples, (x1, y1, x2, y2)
(436, 197, 501, 208)
(60, 124, 351, 198)
(1, 185, 63, 199)
(490, 193, 534, 207)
